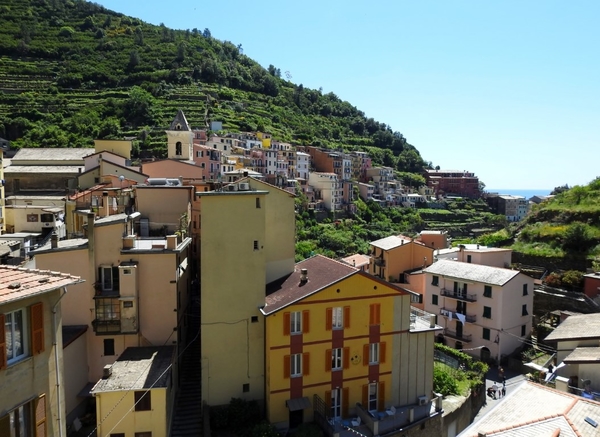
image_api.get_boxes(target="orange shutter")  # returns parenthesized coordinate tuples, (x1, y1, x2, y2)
(325, 390, 332, 410)
(342, 387, 349, 417)
(344, 306, 350, 328)
(362, 384, 368, 408)
(380, 342, 386, 364)
(35, 393, 47, 437)
(325, 348, 332, 371)
(343, 347, 350, 369)
(0, 314, 6, 370)
(325, 307, 332, 331)
(303, 310, 310, 334)
(363, 344, 369, 366)
(303, 352, 310, 376)
(283, 355, 290, 378)
(378, 381, 385, 410)
(31, 303, 44, 355)
(283, 312, 290, 336)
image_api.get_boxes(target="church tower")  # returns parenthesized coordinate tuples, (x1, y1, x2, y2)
(166, 110, 194, 160)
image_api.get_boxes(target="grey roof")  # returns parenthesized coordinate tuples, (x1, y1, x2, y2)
(4, 165, 85, 173)
(545, 313, 600, 341)
(423, 259, 519, 286)
(11, 148, 93, 161)
(30, 238, 88, 255)
(169, 110, 191, 131)
(91, 346, 174, 393)
(461, 382, 600, 437)
(94, 213, 127, 226)
(563, 347, 600, 363)
(370, 235, 412, 250)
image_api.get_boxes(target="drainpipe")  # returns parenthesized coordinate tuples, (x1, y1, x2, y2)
(52, 286, 68, 437)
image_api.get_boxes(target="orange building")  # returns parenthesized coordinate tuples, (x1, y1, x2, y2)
(263, 255, 441, 434)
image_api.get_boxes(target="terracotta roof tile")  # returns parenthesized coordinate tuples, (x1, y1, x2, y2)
(0, 266, 83, 305)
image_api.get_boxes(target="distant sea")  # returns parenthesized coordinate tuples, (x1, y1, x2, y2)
(487, 189, 552, 200)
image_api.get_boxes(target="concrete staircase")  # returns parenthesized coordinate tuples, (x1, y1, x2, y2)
(170, 296, 202, 437)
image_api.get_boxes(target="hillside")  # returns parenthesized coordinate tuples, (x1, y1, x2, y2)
(0, 0, 424, 171)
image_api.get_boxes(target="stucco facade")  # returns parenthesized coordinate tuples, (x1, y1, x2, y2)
(369, 236, 434, 284)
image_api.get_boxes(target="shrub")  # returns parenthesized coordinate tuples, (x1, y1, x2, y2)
(434, 366, 459, 396)
(58, 26, 75, 37)
(560, 270, 584, 290)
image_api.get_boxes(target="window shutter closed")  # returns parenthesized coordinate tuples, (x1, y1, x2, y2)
(31, 302, 44, 355)
(378, 381, 385, 410)
(363, 344, 369, 366)
(380, 342, 386, 364)
(303, 310, 310, 334)
(326, 349, 332, 371)
(344, 306, 350, 328)
(0, 314, 6, 369)
(325, 307, 332, 331)
(362, 384, 368, 407)
(342, 387, 349, 417)
(343, 347, 350, 369)
(112, 266, 120, 291)
(283, 355, 290, 379)
(370, 303, 380, 325)
(35, 394, 47, 437)
(283, 312, 290, 336)
(303, 352, 310, 376)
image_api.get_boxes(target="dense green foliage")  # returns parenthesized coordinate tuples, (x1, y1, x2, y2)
(0, 0, 427, 170)
(433, 366, 460, 396)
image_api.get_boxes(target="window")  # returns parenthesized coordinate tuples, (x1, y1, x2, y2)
(483, 328, 490, 340)
(0, 402, 32, 436)
(369, 343, 379, 364)
(432, 275, 439, 286)
(368, 383, 378, 411)
(290, 311, 301, 334)
(331, 348, 343, 371)
(290, 353, 302, 377)
(175, 142, 182, 155)
(521, 325, 527, 336)
(330, 388, 342, 419)
(134, 391, 151, 411)
(483, 306, 492, 319)
(467, 255, 472, 263)
(484, 285, 492, 298)
(242, 383, 250, 393)
(99, 266, 119, 292)
(431, 294, 438, 306)
(522, 304, 528, 316)
(3, 308, 27, 365)
(135, 433, 152, 437)
(253, 240, 259, 251)
(454, 282, 468, 295)
(104, 339, 115, 356)
(523, 284, 528, 296)
(332, 307, 343, 329)
(251, 316, 258, 323)
(256, 198, 261, 208)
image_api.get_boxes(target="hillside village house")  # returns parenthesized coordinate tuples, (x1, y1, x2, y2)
(369, 235, 434, 285)
(0, 265, 82, 437)
(262, 255, 443, 435)
(424, 169, 481, 198)
(422, 259, 534, 363)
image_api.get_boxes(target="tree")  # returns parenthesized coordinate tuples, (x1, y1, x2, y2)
(134, 27, 144, 45)
(203, 28, 211, 38)
(562, 222, 595, 253)
(551, 184, 570, 195)
(128, 50, 140, 68)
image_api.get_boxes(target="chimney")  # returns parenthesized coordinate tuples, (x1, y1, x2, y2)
(300, 268, 308, 284)
(167, 234, 178, 250)
(50, 231, 58, 249)
(102, 364, 112, 379)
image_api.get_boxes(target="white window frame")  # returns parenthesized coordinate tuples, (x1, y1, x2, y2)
(332, 348, 343, 371)
(101, 266, 113, 291)
(368, 383, 378, 411)
(369, 343, 379, 365)
(331, 388, 341, 419)
(290, 311, 302, 335)
(290, 353, 302, 377)
(5, 307, 29, 365)
(332, 307, 343, 329)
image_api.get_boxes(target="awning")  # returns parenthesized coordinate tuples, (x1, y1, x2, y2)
(286, 397, 311, 411)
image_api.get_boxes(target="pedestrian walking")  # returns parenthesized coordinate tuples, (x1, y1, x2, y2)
(491, 382, 499, 399)
(501, 385, 506, 397)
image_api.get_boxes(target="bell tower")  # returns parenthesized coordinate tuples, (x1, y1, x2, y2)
(166, 110, 193, 160)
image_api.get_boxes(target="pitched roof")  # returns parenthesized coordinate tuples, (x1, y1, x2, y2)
(340, 254, 370, 268)
(423, 259, 519, 286)
(545, 313, 600, 341)
(91, 346, 174, 393)
(0, 265, 83, 305)
(4, 165, 84, 174)
(262, 255, 357, 315)
(11, 148, 93, 161)
(462, 382, 600, 437)
(169, 110, 191, 131)
(370, 235, 413, 250)
(563, 347, 600, 364)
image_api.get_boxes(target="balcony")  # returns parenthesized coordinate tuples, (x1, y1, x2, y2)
(443, 328, 472, 343)
(440, 308, 476, 323)
(440, 288, 477, 302)
(374, 258, 385, 267)
(92, 319, 121, 334)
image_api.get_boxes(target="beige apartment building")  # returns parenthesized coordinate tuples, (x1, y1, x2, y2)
(422, 259, 533, 363)
(0, 265, 82, 437)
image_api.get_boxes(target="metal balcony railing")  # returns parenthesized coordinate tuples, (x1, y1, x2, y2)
(440, 288, 477, 302)
(440, 308, 476, 323)
(443, 328, 472, 342)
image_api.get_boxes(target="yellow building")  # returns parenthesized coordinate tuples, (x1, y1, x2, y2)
(198, 178, 295, 406)
(91, 346, 175, 437)
(256, 132, 272, 149)
(0, 265, 82, 437)
(369, 235, 434, 284)
(262, 255, 442, 435)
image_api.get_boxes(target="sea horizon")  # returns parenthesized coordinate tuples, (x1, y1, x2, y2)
(487, 188, 552, 199)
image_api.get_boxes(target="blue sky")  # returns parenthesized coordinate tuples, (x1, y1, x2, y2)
(96, 0, 599, 191)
